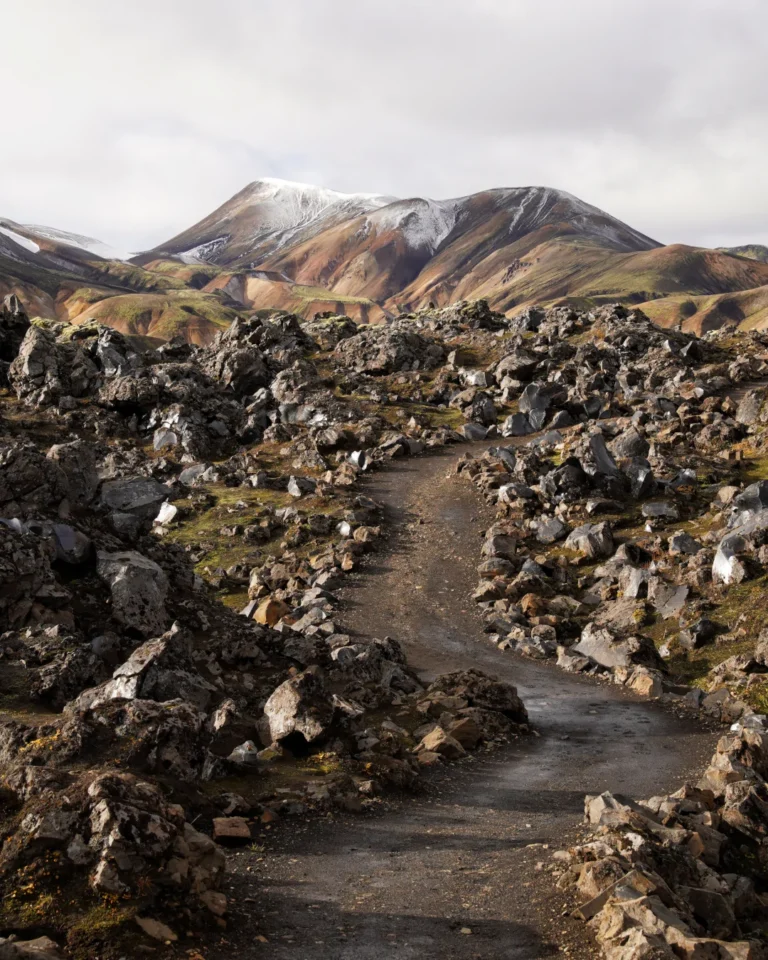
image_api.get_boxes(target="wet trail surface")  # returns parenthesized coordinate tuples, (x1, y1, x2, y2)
(211, 444, 717, 960)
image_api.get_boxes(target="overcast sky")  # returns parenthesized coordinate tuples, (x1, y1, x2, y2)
(4, 0, 767, 252)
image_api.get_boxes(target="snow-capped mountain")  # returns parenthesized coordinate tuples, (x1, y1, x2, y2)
(0, 218, 132, 269)
(145, 179, 659, 274)
(147, 178, 396, 267)
(231, 183, 661, 308)
(24, 224, 133, 262)
(139, 178, 667, 314)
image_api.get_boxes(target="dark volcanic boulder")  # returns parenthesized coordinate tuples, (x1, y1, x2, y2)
(0, 294, 30, 363)
(96, 551, 169, 636)
(0, 442, 69, 517)
(201, 316, 270, 396)
(9, 325, 99, 405)
(424, 669, 528, 724)
(99, 476, 169, 524)
(335, 325, 445, 374)
(99, 375, 160, 413)
(46, 440, 99, 508)
(0, 769, 224, 900)
(0, 524, 55, 631)
(73, 625, 215, 713)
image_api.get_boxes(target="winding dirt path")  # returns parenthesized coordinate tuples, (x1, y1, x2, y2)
(211, 445, 717, 960)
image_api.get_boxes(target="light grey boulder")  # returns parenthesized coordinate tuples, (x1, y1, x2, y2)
(565, 522, 614, 559)
(263, 668, 334, 746)
(574, 622, 663, 671)
(642, 501, 679, 521)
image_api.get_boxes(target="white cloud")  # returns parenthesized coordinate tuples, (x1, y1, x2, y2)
(3, 0, 768, 249)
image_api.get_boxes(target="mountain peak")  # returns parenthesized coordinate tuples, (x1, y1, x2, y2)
(244, 177, 391, 204)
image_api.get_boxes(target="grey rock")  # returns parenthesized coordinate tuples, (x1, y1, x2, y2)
(668, 531, 702, 555)
(100, 477, 170, 523)
(648, 582, 689, 620)
(534, 516, 569, 544)
(735, 387, 768, 426)
(713, 531, 749, 585)
(623, 458, 655, 499)
(565, 522, 614, 559)
(729, 481, 768, 528)
(46, 440, 99, 507)
(609, 426, 650, 459)
(619, 565, 650, 599)
(84, 626, 215, 712)
(96, 550, 169, 636)
(641, 501, 679, 521)
(574, 622, 662, 670)
(588, 433, 620, 477)
(263, 668, 333, 746)
(501, 412, 534, 437)
(460, 422, 489, 440)
(179, 463, 208, 486)
(288, 475, 318, 498)
(51, 524, 92, 564)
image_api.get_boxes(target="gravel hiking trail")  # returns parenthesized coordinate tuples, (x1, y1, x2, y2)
(209, 444, 717, 960)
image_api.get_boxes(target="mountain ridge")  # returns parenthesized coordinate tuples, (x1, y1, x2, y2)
(141, 179, 660, 271)
(136, 179, 669, 325)
(3, 179, 768, 340)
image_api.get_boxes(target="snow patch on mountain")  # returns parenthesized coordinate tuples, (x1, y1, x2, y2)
(25, 224, 132, 261)
(236, 179, 394, 242)
(0, 225, 40, 255)
(178, 237, 230, 264)
(368, 199, 459, 253)
(169, 178, 399, 263)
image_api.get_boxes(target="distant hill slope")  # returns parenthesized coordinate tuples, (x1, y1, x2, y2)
(717, 245, 768, 264)
(0, 219, 237, 343)
(638, 285, 768, 335)
(4, 180, 768, 341)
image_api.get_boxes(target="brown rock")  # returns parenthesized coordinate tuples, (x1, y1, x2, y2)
(418, 726, 466, 759)
(200, 890, 228, 916)
(212, 816, 251, 845)
(253, 597, 290, 626)
(136, 917, 178, 942)
(521, 593, 547, 618)
(628, 669, 663, 698)
(448, 716, 483, 749)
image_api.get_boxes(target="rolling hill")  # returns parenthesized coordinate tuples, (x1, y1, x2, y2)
(717, 245, 768, 264)
(0, 219, 238, 342)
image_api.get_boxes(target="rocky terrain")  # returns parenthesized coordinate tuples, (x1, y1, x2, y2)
(1, 290, 768, 958)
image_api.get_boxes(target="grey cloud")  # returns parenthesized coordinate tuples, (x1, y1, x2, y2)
(2, 0, 767, 249)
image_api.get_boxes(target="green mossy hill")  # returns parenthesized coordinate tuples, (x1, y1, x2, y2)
(717, 244, 768, 264)
(72, 290, 238, 344)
